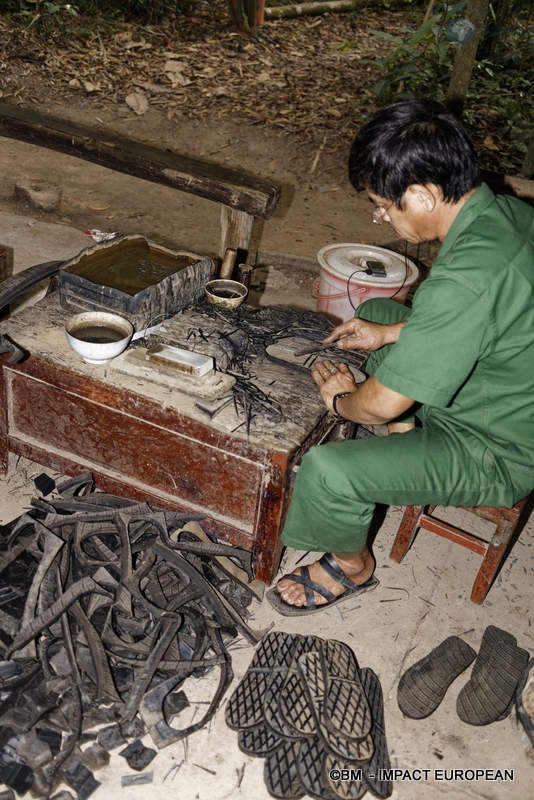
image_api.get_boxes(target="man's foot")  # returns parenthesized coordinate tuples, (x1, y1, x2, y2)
(276, 548, 375, 609)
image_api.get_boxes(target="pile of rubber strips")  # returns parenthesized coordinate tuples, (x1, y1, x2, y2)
(226, 631, 392, 799)
(0, 472, 264, 798)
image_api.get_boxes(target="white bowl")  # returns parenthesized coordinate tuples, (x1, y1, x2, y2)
(65, 311, 134, 364)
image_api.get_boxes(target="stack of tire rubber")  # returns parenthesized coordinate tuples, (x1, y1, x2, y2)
(225, 632, 392, 799)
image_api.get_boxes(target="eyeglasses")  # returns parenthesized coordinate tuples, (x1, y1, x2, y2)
(372, 201, 395, 225)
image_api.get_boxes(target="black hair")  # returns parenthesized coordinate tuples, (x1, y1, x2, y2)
(348, 98, 481, 206)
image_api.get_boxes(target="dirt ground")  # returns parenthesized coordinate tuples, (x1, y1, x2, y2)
(0, 97, 421, 309)
(0, 1, 526, 279)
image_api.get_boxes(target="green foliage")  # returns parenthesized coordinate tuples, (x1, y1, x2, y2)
(361, 6, 461, 101)
(344, 2, 534, 171)
(12, 1, 78, 29)
(4, 0, 197, 26)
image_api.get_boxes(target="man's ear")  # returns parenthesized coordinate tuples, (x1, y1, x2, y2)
(407, 183, 439, 212)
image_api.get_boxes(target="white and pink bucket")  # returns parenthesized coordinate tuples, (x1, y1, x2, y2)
(313, 243, 419, 323)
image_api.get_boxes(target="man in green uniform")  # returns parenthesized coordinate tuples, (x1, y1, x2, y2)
(267, 98, 534, 616)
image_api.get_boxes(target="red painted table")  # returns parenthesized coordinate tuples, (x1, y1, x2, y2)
(0, 296, 342, 583)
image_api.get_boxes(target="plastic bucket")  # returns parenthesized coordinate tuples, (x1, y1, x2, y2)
(313, 243, 419, 322)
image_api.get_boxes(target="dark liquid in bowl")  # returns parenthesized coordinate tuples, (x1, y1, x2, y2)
(212, 289, 241, 299)
(70, 325, 125, 344)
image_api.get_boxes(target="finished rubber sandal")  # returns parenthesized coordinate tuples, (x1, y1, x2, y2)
(456, 625, 529, 726)
(397, 635, 477, 719)
(265, 553, 379, 617)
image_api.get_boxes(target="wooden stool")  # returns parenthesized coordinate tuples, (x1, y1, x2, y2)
(390, 497, 531, 603)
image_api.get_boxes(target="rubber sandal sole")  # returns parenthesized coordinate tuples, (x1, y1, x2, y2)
(324, 752, 367, 800)
(226, 632, 320, 731)
(360, 667, 393, 799)
(264, 634, 323, 738)
(264, 738, 305, 799)
(457, 625, 529, 726)
(225, 632, 293, 729)
(238, 721, 283, 756)
(397, 635, 477, 719)
(297, 649, 374, 760)
(278, 640, 371, 752)
(297, 736, 338, 800)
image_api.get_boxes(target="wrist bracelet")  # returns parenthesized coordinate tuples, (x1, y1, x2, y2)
(332, 391, 353, 417)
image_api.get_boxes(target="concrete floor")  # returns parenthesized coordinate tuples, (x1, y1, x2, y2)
(1, 213, 533, 799)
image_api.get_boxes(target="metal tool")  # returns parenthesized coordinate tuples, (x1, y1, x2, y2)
(294, 337, 351, 356)
(293, 342, 334, 356)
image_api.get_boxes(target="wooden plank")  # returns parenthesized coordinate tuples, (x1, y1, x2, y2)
(0, 101, 281, 219)
(7, 370, 263, 525)
(252, 451, 288, 583)
(3, 438, 256, 550)
(8, 358, 266, 461)
(220, 207, 254, 263)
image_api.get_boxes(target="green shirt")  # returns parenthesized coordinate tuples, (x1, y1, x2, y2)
(375, 183, 534, 474)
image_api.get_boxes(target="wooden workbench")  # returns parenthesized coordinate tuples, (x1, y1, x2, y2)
(0, 296, 343, 583)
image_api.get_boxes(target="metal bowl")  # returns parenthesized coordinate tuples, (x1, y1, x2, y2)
(205, 279, 248, 310)
(65, 311, 134, 364)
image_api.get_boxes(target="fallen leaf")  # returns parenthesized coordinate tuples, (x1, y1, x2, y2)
(483, 135, 499, 151)
(125, 91, 149, 115)
(83, 81, 100, 94)
(163, 60, 191, 87)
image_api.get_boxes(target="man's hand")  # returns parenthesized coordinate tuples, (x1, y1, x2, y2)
(323, 318, 404, 351)
(311, 360, 356, 413)
(312, 359, 414, 424)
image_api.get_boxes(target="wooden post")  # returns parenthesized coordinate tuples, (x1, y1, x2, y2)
(220, 207, 254, 261)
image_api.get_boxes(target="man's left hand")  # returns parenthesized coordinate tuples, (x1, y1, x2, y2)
(311, 359, 357, 413)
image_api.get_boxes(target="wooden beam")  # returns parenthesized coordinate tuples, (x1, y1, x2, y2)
(0, 102, 280, 219)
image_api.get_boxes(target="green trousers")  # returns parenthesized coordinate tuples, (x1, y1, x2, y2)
(281, 299, 515, 554)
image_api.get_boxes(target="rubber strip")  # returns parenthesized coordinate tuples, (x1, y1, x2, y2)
(7, 577, 111, 656)
(138, 627, 232, 748)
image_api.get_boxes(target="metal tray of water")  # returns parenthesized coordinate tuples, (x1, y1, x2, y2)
(59, 235, 213, 328)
